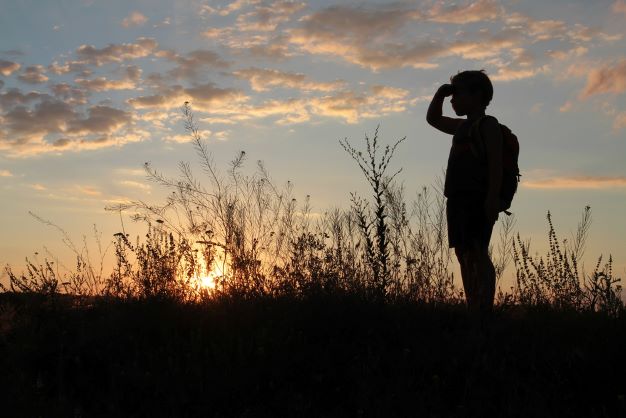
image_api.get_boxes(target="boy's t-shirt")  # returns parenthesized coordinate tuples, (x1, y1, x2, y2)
(443, 116, 495, 199)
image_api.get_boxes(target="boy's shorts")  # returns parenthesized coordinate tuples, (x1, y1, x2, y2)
(446, 194, 495, 250)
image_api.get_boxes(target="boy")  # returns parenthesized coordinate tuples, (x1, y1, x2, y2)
(426, 69, 503, 325)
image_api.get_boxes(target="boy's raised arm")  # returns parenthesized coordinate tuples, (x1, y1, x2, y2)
(426, 84, 464, 135)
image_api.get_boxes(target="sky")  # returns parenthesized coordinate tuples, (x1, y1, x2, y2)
(1, 0, 625, 296)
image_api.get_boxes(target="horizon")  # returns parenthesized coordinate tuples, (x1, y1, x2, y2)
(1, 0, 626, 298)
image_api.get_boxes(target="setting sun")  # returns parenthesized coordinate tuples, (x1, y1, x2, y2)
(197, 263, 224, 290)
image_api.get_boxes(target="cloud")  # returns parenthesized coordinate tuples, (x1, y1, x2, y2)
(75, 37, 158, 66)
(231, 67, 345, 92)
(156, 49, 231, 79)
(613, 1, 626, 15)
(48, 61, 90, 76)
(427, 0, 502, 24)
(127, 82, 246, 110)
(0, 88, 50, 110)
(216, 0, 262, 16)
(285, 3, 432, 71)
(202, 27, 234, 39)
(0, 59, 20, 76)
(17, 65, 48, 84)
(491, 65, 547, 81)
(523, 176, 626, 189)
(559, 100, 574, 112)
(49, 83, 88, 105)
(235, 1, 306, 32)
(73, 185, 102, 196)
(612, 111, 626, 131)
(546, 46, 588, 61)
(0, 91, 142, 157)
(578, 58, 626, 99)
(30, 183, 46, 191)
(121, 11, 148, 28)
(0, 169, 13, 177)
(72, 65, 142, 92)
(505, 12, 568, 42)
(67, 105, 131, 135)
(218, 31, 295, 60)
(118, 179, 151, 192)
(75, 76, 136, 91)
(306, 84, 415, 124)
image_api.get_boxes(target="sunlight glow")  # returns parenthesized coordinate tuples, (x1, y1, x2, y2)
(198, 263, 224, 290)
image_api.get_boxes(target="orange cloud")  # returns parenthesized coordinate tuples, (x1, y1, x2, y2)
(578, 58, 626, 99)
(18, 65, 48, 84)
(75, 37, 158, 66)
(231, 67, 345, 92)
(235, 0, 306, 32)
(0, 169, 13, 177)
(127, 83, 246, 110)
(613, 1, 626, 14)
(427, 0, 502, 24)
(285, 3, 428, 71)
(121, 11, 148, 28)
(0, 59, 20, 76)
(75, 75, 137, 92)
(523, 176, 626, 189)
(612, 111, 626, 131)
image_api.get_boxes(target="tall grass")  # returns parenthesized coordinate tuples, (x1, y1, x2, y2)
(2, 103, 623, 316)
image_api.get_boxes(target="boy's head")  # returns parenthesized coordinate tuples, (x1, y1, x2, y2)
(449, 69, 493, 116)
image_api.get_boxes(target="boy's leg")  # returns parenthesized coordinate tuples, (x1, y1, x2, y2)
(456, 246, 479, 314)
(454, 240, 495, 334)
(472, 244, 496, 317)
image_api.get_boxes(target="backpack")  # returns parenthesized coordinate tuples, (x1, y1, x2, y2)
(468, 115, 521, 216)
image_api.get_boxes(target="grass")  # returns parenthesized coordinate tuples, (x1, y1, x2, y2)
(1, 292, 625, 417)
(1, 103, 624, 416)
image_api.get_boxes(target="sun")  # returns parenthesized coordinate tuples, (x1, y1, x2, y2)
(198, 264, 223, 289)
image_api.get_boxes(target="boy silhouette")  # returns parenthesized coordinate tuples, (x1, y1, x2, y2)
(426, 70, 503, 326)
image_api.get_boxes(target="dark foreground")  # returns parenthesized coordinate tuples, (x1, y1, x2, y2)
(1, 292, 625, 417)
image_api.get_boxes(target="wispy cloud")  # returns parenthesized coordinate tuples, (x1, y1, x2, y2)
(118, 180, 151, 192)
(75, 37, 158, 66)
(578, 58, 626, 99)
(231, 67, 345, 92)
(121, 11, 148, 28)
(0, 169, 13, 177)
(156, 49, 231, 80)
(613, 0, 626, 15)
(127, 82, 246, 110)
(426, 0, 502, 24)
(523, 176, 626, 189)
(74, 69, 139, 91)
(235, 0, 306, 31)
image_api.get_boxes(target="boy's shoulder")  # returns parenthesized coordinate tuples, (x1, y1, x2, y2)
(475, 114, 499, 132)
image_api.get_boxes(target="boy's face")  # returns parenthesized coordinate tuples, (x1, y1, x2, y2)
(450, 83, 483, 116)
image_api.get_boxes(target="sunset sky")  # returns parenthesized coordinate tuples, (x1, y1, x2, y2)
(1, 0, 625, 294)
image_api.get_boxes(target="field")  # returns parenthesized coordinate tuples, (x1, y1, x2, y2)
(1, 291, 625, 417)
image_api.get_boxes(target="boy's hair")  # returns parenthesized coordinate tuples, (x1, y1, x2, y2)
(450, 69, 493, 109)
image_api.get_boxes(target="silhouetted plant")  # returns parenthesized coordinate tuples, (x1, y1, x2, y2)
(339, 124, 405, 300)
(512, 206, 623, 316)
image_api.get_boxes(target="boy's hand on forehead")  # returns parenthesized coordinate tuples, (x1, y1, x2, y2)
(438, 84, 454, 97)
